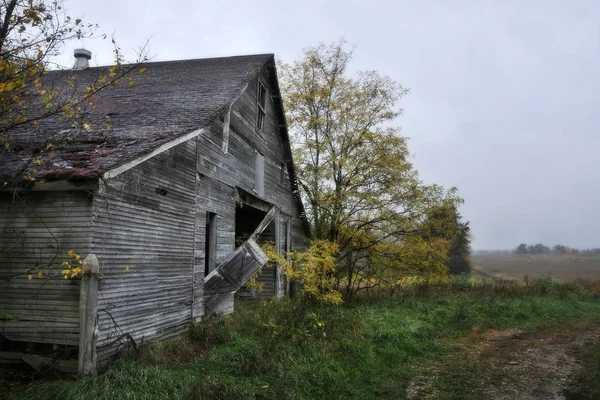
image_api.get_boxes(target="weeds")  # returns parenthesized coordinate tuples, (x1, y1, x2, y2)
(5, 280, 600, 400)
(380, 275, 593, 299)
(130, 337, 206, 367)
(188, 316, 235, 346)
(563, 341, 600, 399)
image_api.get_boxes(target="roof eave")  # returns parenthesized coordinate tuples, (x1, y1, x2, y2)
(263, 57, 312, 238)
(0, 178, 99, 192)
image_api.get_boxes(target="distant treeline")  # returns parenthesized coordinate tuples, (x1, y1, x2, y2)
(515, 243, 600, 255)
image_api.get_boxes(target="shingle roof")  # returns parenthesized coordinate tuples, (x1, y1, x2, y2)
(0, 54, 273, 185)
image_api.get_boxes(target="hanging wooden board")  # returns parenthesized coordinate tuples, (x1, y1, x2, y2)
(203, 206, 278, 315)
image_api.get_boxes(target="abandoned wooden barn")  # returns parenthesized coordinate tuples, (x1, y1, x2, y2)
(0, 53, 309, 375)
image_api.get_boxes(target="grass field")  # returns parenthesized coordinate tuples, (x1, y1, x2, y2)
(473, 253, 600, 281)
(4, 281, 600, 400)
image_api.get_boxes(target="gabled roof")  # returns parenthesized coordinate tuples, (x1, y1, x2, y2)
(1, 53, 311, 236)
(0, 54, 272, 185)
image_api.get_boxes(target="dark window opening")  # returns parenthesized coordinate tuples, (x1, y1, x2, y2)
(257, 81, 267, 130)
(235, 204, 277, 297)
(279, 219, 289, 255)
(235, 205, 270, 244)
(280, 163, 288, 184)
(205, 212, 217, 276)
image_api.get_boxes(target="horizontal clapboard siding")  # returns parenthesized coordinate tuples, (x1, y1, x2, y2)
(197, 70, 307, 306)
(228, 85, 297, 217)
(237, 265, 277, 299)
(257, 266, 277, 297)
(192, 167, 237, 320)
(0, 59, 309, 368)
(229, 73, 305, 244)
(200, 72, 302, 221)
(92, 140, 197, 364)
(0, 191, 92, 345)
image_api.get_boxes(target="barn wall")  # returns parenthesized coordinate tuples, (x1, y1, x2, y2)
(253, 225, 278, 298)
(195, 69, 306, 306)
(0, 61, 308, 368)
(0, 190, 92, 346)
(90, 65, 307, 359)
(228, 72, 299, 217)
(91, 140, 197, 363)
(192, 170, 237, 319)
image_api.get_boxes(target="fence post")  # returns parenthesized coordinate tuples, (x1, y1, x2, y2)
(78, 254, 99, 378)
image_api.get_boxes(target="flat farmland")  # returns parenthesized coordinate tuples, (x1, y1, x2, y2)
(473, 253, 600, 281)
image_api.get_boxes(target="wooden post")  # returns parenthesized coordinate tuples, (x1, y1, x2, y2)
(78, 254, 99, 378)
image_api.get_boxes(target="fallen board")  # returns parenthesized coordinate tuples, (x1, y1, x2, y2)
(203, 206, 277, 315)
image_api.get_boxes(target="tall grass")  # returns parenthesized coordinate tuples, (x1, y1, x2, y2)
(383, 275, 595, 299)
(563, 341, 600, 399)
(5, 278, 600, 400)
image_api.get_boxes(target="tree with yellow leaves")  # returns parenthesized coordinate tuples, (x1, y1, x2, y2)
(0, 1, 143, 319)
(280, 41, 463, 298)
(0, 0, 148, 172)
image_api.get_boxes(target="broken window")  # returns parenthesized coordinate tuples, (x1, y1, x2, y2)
(280, 162, 289, 185)
(279, 218, 289, 255)
(256, 81, 267, 130)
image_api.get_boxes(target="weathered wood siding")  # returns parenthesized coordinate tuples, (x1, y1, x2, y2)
(241, 214, 295, 299)
(0, 191, 92, 345)
(193, 172, 236, 318)
(0, 59, 307, 365)
(227, 72, 297, 216)
(195, 69, 306, 308)
(91, 140, 197, 363)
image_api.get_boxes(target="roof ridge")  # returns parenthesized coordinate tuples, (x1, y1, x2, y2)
(48, 53, 274, 73)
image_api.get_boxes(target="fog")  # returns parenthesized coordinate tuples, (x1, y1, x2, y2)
(59, 0, 600, 249)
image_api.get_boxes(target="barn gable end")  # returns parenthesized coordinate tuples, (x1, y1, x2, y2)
(0, 54, 308, 373)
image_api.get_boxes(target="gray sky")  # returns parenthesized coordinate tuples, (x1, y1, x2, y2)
(59, 0, 600, 250)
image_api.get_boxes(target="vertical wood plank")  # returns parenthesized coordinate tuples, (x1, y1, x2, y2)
(78, 254, 99, 377)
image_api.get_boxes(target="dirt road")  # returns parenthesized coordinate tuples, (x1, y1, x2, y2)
(407, 322, 600, 399)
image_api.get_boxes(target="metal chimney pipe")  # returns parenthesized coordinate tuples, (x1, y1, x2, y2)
(73, 48, 91, 70)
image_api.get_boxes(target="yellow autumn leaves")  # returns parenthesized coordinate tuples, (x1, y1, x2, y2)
(23, 250, 130, 281)
(262, 240, 343, 305)
(18, 144, 52, 181)
(0, 80, 25, 94)
(61, 249, 84, 279)
(0, 0, 151, 186)
(25, 263, 47, 280)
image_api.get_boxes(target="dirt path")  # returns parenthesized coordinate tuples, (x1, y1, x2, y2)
(407, 322, 600, 400)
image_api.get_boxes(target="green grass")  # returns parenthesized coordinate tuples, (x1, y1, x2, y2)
(5, 287, 600, 400)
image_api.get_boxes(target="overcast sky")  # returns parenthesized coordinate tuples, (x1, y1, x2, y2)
(59, 0, 600, 250)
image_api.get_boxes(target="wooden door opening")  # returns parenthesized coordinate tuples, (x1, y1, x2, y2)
(235, 204, 277, 297)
